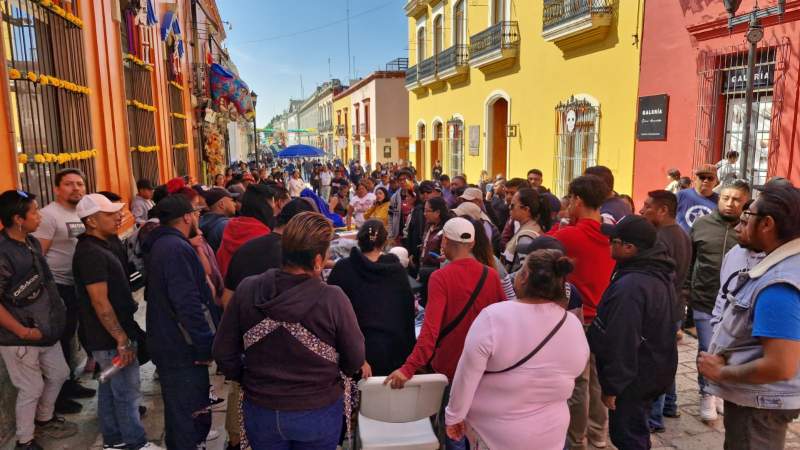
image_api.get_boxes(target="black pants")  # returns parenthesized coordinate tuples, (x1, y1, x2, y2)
(609, 395, 652, 450)
(159, 365, 212, 450)
(56, 284, 79, 378)
(724, 401, 800, 450)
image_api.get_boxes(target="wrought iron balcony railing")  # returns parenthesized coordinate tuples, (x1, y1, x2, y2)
(437, 45, 470, 74)
(543, 0, 613, 31)
(419, 56, 437, 81)
(405, 65, 419, 87)
(469, 21, 520, 62)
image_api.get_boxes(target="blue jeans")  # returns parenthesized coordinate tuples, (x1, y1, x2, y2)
(158, 365, 211, 450)
(648, 381, 678, 429)
(440, 386, 469, 450)
(92, 350, 147, 449)
(694, 310, 714, 395)
(242, 396, 343, 450)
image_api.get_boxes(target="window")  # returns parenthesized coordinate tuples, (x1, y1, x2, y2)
(433, 15, 443, 56)
(695, 41, 788, 187)
(447, 119, 464, 176)
(454, 0, 466, 47)
(553, 96, 599, 197)
(3, 0, 96, 204)
(492, 0, 506, 25)
(120, 0, 159, 185)
(165, 34, 188, 177)
(417, 27, 426, 64)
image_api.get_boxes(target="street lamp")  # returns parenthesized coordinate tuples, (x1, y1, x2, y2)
(250, 90, 259, 165)
(725, 0, 784, 183)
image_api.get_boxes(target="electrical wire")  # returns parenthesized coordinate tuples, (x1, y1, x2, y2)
(240, 0, 395, 44)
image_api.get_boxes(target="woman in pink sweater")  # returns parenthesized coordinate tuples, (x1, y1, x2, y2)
(445, 249, 589, 450)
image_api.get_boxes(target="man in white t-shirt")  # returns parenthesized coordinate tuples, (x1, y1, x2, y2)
(32, 168, 95, 413)
(319, 166, 333, 201)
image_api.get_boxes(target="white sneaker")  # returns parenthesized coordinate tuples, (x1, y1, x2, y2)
(716, 396, 725, 415)
(139, 444, 165, 450)
(700, 394, 718, 421)
(206, 430, 220, 441)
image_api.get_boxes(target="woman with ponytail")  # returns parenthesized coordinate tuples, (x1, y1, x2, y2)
(327, 220, 416, 377)
(444, 249, 590, 450)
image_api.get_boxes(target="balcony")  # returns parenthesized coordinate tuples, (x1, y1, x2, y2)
(542, 0, 613, 51)
(419, 56, 438, 84)
(317, 120, 333, 132)
(404, 0, 427, 17)
(437, 45, 470, 80)
(405, 65, 419, 89)
(469, 21, 520, 71)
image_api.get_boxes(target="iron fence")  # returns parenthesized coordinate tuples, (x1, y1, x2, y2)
(437, 45, 470, 73)
(553, 97, 600, 197)
(419, 55, 437, 80)
(405, 65, 418, 86)
(3, 0, 96, 204)
(469, 21, 519, 61)
(543, 0, 613, 31)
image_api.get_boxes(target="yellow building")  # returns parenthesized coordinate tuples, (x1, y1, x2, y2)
(333, 91, 352, 162)
(405, 0, 644, 195)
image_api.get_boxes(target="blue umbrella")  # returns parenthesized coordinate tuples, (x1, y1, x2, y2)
(277, 145, 325, 158)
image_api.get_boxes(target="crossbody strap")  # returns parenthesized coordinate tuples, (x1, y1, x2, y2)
(486, 310, 568, 374)
(436, 265, 489, 347)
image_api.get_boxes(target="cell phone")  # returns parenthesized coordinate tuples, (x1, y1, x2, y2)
(429, 251, 440, 259)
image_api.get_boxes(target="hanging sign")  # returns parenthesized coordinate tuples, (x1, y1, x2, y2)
(637, 94, 669, 141)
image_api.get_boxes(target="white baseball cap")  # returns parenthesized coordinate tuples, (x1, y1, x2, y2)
(459, 187, 483, 202)
(443, 217, 475, 243)
(76, 193, 125, 219)
(452, 202, 492, 223)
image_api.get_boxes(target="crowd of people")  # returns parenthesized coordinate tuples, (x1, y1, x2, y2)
(0, 157, 798, 450)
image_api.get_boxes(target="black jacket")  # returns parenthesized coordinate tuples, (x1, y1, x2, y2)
(588, 243, 678, 400)
(689, 210, 740, 314)
(327, 248, 416, 376)
(405, 202, 426, 267)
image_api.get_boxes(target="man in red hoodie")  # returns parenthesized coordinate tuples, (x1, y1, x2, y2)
(216, 184, 274, 276)
(550, 175, 616, 450)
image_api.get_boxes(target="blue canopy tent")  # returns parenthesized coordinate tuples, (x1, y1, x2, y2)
(277, 145, 325, 158)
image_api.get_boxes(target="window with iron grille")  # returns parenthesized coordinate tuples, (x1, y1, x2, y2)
(553, 96, 599, 197)
(3, 0, 96, 204)
(447, 119, 464, 176)
(694, 39, 789, 188)
(120, 0, 159, 185)
(165, 37, 188, 177)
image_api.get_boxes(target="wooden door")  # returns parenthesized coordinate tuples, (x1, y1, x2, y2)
(491, 99, 508, 177)
(399, 137, 410, 162)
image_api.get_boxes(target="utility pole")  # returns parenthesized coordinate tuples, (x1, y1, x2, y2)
(346, 0, 352, 81)
(300, 74, 304, 99)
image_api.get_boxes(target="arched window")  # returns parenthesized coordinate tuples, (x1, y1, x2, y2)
(454, 0, 466, 47)
(434, 15, 443, 56)
(492, 0, 506, 25)
(553, 96, 600, 196)
(417, 27, 426, 64)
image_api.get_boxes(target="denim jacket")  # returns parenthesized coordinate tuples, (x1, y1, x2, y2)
(707, 238, 800, 409)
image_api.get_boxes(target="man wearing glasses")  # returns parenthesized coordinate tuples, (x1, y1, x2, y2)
(699, 183, 800, 450)
(676, 164, 721, 232)
(689, 179, 751, 422)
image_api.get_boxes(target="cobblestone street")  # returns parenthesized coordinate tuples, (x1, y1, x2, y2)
(5, 302, 798, 450)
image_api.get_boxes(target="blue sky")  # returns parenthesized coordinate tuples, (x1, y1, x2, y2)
(217, 0, 407, 127)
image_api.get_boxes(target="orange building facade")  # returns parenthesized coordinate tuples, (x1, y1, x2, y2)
(0, 0, 237, 208)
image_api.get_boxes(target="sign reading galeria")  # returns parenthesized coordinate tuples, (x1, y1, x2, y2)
(637, 94, 669, 141)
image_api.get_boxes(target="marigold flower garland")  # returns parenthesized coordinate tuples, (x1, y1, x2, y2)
(130, 145, 159, 153)
(34, 0, 83, 28)
(127, 100, 157, 112)
(18, 149, 98, 165)
(169, 81, 184, 91)
(7, 69, 90, 95)
(123, 53, 154, 72)
(172, 143, 189, 149)
(171, 112, 188, 120)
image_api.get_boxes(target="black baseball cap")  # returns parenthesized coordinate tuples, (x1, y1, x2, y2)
(419, 180, 440, 194)
(601, 215, 657, 250)
(202, 187, 234, 207)
(753, 176, 793, 192)
(154, 195, 196, 223)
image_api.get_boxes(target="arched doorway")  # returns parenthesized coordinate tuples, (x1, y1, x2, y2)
(431, 121, 443, 174)
(488, 97, 509, 178)
(416, 122, 426, 176)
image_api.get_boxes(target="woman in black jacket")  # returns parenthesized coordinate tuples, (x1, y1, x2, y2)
(327, 219, 416, 377)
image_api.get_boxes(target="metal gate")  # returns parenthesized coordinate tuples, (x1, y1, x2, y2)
(694, 37, 790, 187)
(3, 0, 96, 204)
(553, 96, 600, 197)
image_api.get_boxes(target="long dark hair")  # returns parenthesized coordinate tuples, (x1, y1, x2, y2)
(357, 220, 388, 252)
(462, 216, 497, 271)
(426, 196, 452, 227)
(240, 184, 275, 228)
(517, 187, 552, 231)
(374, 187, 390, 205)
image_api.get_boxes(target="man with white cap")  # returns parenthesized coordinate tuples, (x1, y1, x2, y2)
(73, 194, 163, 450)
(385, 217, 506, 450)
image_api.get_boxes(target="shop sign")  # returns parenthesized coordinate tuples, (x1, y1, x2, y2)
(723, 63, 775, 93)
(637, 94, 669, 141)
